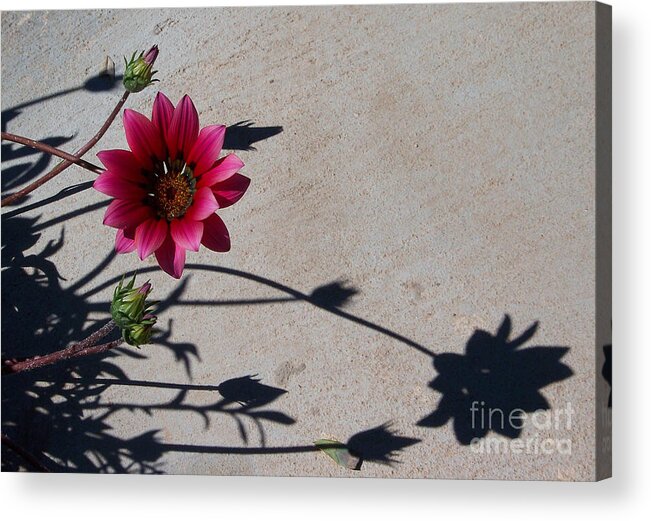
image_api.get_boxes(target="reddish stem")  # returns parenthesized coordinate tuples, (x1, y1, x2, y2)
(1, 90, 130, 207)
(68, 338, 124, 360)
(1, 132, 104, 174)
(2, 320, 118, 374)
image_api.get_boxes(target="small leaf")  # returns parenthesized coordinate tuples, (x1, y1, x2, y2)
(314, 438, 361, 470)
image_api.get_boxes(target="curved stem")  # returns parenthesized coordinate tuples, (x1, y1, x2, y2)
(2, 320, 118, 374)
(1, 132, 104, 175)
(1, 90, 130, 207)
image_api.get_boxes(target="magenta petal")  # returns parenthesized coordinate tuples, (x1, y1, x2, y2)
(115, 229, 136, 254)
(123, 109, 165, 169)
(93, 172, 145, 200)
(135, 218, 169, 260)
(103, 199, 153, 229)
(170, 218, 203, 252)
(184, 187, 219, 221)
(152, 92, 174, 140)
(96, 149, 145, 183)
(166, 95, 199, 162)
(155, 234, 186, 279)
(197, 154, 244, 188)
(201, 213, 231, 252)
(187, 125, 226, 175)
(212, 173, 251, 208)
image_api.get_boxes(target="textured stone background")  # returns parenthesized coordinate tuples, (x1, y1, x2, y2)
(1, 3, 606, 479)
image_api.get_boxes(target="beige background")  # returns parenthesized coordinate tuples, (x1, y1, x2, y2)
(1, 2, 607, 479)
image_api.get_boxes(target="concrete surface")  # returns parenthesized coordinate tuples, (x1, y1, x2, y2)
(1, 2, 610, 479)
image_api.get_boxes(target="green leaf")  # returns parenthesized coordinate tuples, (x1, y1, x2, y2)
(314, 438, 361, 470)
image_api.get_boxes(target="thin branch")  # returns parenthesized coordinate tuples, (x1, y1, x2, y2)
(2, 320, 117, 375)
(1, 90, 130, 207)
(1, 132, 104, 175)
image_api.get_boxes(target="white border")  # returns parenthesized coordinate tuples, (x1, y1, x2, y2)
(1, 1, 649, 520)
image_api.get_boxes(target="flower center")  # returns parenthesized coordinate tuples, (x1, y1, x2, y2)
(151, 162, 195, 220)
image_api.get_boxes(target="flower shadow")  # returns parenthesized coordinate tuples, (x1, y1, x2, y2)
(417, 315, 573, 445)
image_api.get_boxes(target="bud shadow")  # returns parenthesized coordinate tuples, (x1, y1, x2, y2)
(223, 120, 283, 152)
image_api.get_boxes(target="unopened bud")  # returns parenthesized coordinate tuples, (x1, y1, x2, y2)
(123, 319, 156, 347)
(123, 45, 159, 93)
(143, 45, 159, 65)
(111, 275, 157, 347)
(137, 281, 152, 295)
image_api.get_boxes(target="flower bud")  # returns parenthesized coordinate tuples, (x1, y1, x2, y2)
(123, 45, 159, 93)
(137, 281, 152, 296)
(111, 275, 157, 347)
(123, 317, 156, 347)
(143, 45, 159, 66)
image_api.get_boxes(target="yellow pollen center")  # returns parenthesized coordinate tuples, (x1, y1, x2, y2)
(153, 172, 193, 220)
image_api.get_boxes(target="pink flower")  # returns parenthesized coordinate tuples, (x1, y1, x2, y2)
(94, 93, 250, 278)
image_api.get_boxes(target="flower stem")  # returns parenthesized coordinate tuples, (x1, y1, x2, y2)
(1, 90, 130, 207)
(2, 320, 120, 375)
(1, 132, 104, 175)
(68, 338, 124, 360)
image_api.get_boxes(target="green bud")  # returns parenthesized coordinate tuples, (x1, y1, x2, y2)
(122, 315, 156, 347)
(111, 276, 157, 347)
(123, 45, 159, 93)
